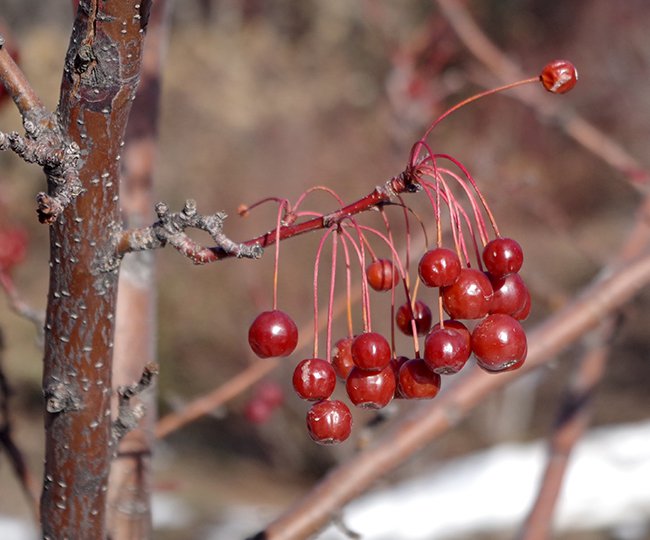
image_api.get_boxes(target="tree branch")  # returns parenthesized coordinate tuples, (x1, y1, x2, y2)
(117, 171, 419, 263)
(0, 34, 46, 121)
(517, 319, 613, 539)
(112, 363, 158, 443)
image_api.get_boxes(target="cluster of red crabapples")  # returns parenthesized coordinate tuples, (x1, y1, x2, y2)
(247, 60, 577, 445)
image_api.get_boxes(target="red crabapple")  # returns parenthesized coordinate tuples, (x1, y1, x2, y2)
(540, 59, 578, 94)
(418, 247, 461, 288)
(366, 259, 400, 291)
(292, 358, 337, 401)
(351, 332, 391, 371)
(442, 268, 493, 320)
(424, 327, 471, 374)
(398, 359, 442, 399)
(346, 365, 396, 409)
(248, 309, 298, 358)
(396, 300, 433, 336)
(471, 313, 527, 373)
(306, 400, 352, 444)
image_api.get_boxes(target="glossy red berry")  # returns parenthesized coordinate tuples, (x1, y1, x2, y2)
(483, 238, 523, 277)
(366, 259, 400, 291)
(306, 399, 352, 445)
(471, 313, 527, 373)
(346, 365, 396, 409)
(431, 319, 471, 349)
(418, 247, 461, 288)
(292, 358, 337, 401)
(332, 337, 355, 380)
(398, 359, 442, 399)
(489, 272, 529, 316)
(395, 300, 433, 336)
(540, 59, 578, 94)
(351, 332, 391, 371)
(441, 268, 493, 320)
(423, 327, 471, 374)
(248, 309, 298, 358)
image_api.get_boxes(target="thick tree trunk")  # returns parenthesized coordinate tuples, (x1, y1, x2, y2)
(40, 2, 151, 537)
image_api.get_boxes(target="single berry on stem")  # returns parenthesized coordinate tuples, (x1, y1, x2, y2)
(396, 300, 433, 337)
(351, 332, 391, 371)
(366, 258, 399, 292)
(482, 237, 523, 277)
(398, 359, 442, 399)
(423, 327, 471, 374)
(346, 365, 396, 409)
(471, 313, 527, 373)
(248, 309, 298, 358)
(540, 59, 578, 94)
(441, 268, 493, 320)
(306, 400, 353, 445)
(418, 247, 461, 288)
(292, 358, 337, 401)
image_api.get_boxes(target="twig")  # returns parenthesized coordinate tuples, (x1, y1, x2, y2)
(0, 34, 46, 121)
(117, 172, 419, 263)
(112, 363, 159, 443)
(517, 318, 614, 539)
(156, 358, 279, 439)
(117, 199, 264, 263)
(0, 328, 40, 521)
(434, 0, 650, 192)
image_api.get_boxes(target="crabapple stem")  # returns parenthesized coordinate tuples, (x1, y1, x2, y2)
(312, 227, 336, 358)
(272, 201, 288, 310)
(415, 76, 539, 162)
(326, 230, 339, 363)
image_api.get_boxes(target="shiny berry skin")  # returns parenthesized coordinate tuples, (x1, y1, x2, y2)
(418, 247, 461, 288)
(248, 309, 298, 358)
(366, 259, 399, 291)
(489, 272, 529, 316)
(423, 327, 471, 374)
(442, 268, 493, 320)
(398, 359, 442, 399)
(332, 337, 355, 380)
(292, 358, 337, 401)
(346, 366, 396, 409)
(540, 59, 578, 94)
(390, 356, 410, 398)
(431, 320, 471, 349)
(351, 332, 391, 371)
(483, 238, 523, 277)
(471, 313, 527, 373)
(512, 287, 532, 321)
(396, 300, 433, 336)
(306, 399, 352, 445)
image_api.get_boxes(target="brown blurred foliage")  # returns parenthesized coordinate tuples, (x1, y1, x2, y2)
(1, 0, 649, 535)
